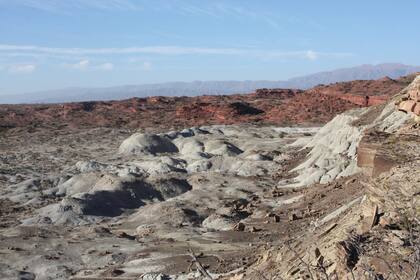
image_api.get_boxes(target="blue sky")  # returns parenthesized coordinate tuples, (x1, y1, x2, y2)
(0, 0, 419, 95)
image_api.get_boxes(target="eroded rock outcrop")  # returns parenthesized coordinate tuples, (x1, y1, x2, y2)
(240, 75, 420, 280)
(283, 110, 366, 187)
(397, 74, 420, 117)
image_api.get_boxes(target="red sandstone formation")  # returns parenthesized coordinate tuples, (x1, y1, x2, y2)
(307, 76, 415, 106)
(397, 75, 420, 116)
(357, 74, 419, 179)
(0, 75, 416, 131)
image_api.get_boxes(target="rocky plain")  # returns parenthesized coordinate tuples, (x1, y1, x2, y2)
(0, 75, 419, 280)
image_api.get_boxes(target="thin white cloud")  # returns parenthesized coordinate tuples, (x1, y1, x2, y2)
(0, 44, 242, 55)
(305, 50, 318, 61)
(142, 62, 152, 70)
(63, 60, 115, 71)
(126, 59, 152, 71)
(1, 1, 319, 32)
(170, 2, 324, 32)
(97, 62, 114, 71)
(0, 44, 353, 60)
(2, 0, 141, 12)
(64, 59, 90, 70)
(8, 64, 36, 73)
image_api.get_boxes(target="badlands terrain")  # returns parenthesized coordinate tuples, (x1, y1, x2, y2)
(0, 75, 419, 280)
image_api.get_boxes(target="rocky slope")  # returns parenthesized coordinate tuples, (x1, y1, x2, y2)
(238, 76, 420, 280)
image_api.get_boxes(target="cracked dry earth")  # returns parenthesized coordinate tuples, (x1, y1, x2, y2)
(0, 78, 419, 280)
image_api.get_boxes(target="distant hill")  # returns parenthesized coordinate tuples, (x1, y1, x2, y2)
(287, 63, 420, 87)
(1, 74, 416, 130)
(1, 63, 419, 104)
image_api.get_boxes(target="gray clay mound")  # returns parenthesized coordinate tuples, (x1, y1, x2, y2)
(174, 138, 205, 155)
(204, 139, 243, 156)
(27, 174, 193, 225)
(150, 178, 192, 200)
(131, 202, 204, 228)
(186, 159, 213, 173)
(4, 177, 60, 204)
(118, 133, 179, 155)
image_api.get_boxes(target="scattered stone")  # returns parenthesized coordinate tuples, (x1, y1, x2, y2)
(250, 226, 261, 233)
(142, 272, 169, 280)
(368, 257, 391, 276)
(385, 233, 404, 246)
(103, 268, 125, 277)
(378, 215, 392, 227)
(336, 236, 362, 275)
(18, 271, 35, 280)
(288, 212, 300, 221)
(313, 247, 324, 267)
(91, 226, 112, 235)
(271, 190, 284, 197)
(233, 222, 245, 232)
(369, 205, 379, 229)
(8, 246, 23, 251)
(116, 231, 136, 240)
(318, 223, 337, 238)
(267, 213, 280, 223)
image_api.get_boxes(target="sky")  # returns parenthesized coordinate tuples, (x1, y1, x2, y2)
(0, 0, 420, 95)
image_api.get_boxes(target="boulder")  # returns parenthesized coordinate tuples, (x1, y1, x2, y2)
(202, 214, 236, 231)
(414, 103, 420, 115)
(398, 100, 416, 113)
(233, 222, 245, 231)
(410, 88, 420, 102)
(397, 75, 420, 116)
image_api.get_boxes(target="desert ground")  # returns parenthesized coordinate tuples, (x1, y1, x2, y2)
(0, 76, 419, 280)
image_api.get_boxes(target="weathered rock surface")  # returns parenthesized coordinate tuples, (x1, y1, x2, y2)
(397, 74, 420, 117)
(237, 75, 420, 280)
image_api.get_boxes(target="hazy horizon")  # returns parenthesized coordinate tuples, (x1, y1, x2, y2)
(0, 62, 414, 96)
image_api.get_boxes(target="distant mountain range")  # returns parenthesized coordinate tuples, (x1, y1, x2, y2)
(1, 63, 419, 104)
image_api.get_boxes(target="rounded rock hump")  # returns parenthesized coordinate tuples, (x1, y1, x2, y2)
(118, 133, 179, 156)
(204, 139, 243, 156)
